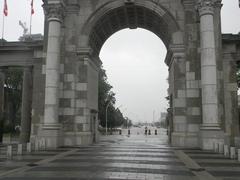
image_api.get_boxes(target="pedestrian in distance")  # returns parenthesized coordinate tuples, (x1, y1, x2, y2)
(145, 126, 148, 135)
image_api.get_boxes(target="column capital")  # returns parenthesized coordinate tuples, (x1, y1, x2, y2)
(196, 0, 222, 16)
(43, 2, 66, 22)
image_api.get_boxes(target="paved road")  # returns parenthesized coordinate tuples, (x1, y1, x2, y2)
(0, 128, 240, 179)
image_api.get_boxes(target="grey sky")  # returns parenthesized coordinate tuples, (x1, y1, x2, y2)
(100, 29, 167, 123)
(0, 0, 239, 122)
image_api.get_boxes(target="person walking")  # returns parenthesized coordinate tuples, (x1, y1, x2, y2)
(145, 126, 148, 135)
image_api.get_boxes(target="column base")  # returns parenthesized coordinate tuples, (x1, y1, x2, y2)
(200, 129, 224, 150)
(63, 132, 95, 147)
(171, 132, 199, 148)
(38, 124, 63, 149)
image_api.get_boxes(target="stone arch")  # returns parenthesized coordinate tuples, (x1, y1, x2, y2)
(27, 0, 239, 151)
(80, 0, 183, 57)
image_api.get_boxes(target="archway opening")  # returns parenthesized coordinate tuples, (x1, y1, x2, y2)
(99, 28, 168, 131)
(82, 1, 181, 137)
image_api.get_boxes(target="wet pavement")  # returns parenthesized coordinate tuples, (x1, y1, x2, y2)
(0, 128, 240, 180)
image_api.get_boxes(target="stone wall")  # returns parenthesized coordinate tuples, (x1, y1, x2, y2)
(222, 34, 240, 146)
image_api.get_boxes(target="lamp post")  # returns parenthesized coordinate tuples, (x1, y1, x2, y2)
(153, 110, 155, 126)
(105, 101, 111, 135)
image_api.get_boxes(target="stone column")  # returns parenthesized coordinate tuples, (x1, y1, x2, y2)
(0, 69, 5, 143)
(20, 67, 32, 143)
(41, 1, 65, 148)
(197, 0, 223, 149)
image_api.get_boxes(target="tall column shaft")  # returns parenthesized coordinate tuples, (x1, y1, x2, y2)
(0, 69, 5, 142)
(43, 18, 62, 130)
(40, 1, 65, 149)
(42, 2, 65, 131)
(198, 0, 221, 130)
(20, 67, 33, 143)
(197, 0, 224, 150)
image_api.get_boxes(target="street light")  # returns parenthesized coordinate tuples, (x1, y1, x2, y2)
(153, 110, 155, 125)
(105, 101, 111, 135)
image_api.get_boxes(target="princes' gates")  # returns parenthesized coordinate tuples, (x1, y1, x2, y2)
(0, 0, 240, 150)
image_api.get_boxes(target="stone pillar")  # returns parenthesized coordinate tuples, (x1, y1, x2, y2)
(197, 0, 224, 150)
(20, 67, 33, 143)
(0, 69, 5, 143)
(41, 1, 65, 148)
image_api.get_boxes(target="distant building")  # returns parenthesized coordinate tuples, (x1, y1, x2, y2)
(19, 34, 43, 42)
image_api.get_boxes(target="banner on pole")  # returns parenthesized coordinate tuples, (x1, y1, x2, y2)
(3, 0, 8, 16)
(31, 0, 34, 15)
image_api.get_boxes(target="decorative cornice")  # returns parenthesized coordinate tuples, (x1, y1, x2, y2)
(76, 47, 101, 69)
(196, 0, 222, 16)
(165, 44, 185, 67)
(181, 0, 195, 10)
(76, 47, 93, 57)
(66, 4, 80, 14)
(43, 2, 66, 22)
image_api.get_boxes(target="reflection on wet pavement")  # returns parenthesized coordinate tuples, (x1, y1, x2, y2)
(0, 128, 239, 179)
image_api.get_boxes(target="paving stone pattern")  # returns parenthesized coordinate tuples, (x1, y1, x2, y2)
(0, 129, 240, 179)
(184, 149, 240, 179)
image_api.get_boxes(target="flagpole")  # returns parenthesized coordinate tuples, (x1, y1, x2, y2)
(30, 0, 34, 36)
(2, 0, 7, 42)
(30, 12, 32, 36)
(1, 13, 4, 41)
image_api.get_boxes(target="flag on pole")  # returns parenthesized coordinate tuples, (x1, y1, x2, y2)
(3, 0, 8, 16)
(30, 0, 34, 35)
(31, 0, 34, 15)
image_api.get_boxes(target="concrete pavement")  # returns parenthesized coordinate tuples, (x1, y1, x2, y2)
(0, 128, 239, 179)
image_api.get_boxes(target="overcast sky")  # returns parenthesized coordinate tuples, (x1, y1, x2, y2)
(0, 0, 240, 123)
